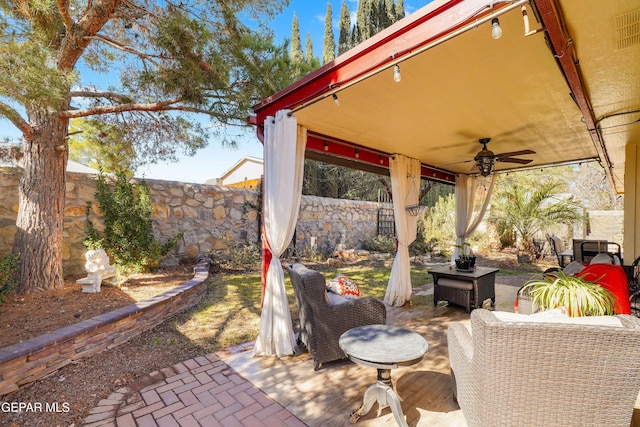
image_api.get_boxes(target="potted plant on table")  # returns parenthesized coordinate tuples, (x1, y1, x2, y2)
(454, 243, 476, 271)
(519, 271, 616, 316)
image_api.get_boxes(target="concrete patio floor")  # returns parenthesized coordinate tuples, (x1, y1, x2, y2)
(222, 274, 526, 427)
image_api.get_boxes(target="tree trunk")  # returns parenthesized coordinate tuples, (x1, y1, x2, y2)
(12, 112, 68, 294)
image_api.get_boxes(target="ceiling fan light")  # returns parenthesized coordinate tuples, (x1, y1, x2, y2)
(475, 157, 495, 176)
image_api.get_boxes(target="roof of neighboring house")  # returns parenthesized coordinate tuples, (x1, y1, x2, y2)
(219, 156, 263, 181)
(205, 156, 264, 185)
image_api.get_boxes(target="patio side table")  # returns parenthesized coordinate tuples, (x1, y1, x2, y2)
(429, 266, 499, 313)
(339, 324, 428, 427)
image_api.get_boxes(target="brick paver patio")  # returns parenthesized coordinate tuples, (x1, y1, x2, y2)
(83, 353, 306, 427)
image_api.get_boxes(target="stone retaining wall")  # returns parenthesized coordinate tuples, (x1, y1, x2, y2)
(0, 171, 386, 275)
(0, 261, 210, 397)
(294, 195, 385, 256)
(0, 170, 624, 275)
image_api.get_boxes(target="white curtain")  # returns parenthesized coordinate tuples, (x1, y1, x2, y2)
(253, 110, 307, 357)
(385, 155, 421, 306)
(453, 174, 497, 259)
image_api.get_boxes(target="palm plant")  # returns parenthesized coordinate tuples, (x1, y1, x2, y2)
(488, 181, 583, 262)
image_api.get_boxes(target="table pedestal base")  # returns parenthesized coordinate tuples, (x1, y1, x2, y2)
(349, 368, 408, 427)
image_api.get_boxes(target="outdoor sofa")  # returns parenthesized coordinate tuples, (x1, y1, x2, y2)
(448, 308, 640, 427)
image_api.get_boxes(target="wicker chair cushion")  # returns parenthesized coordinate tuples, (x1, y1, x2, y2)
(493, 310, 623, 326)
(437, 278, 473, 290)
(326, 291, 350, 305)
(326, 274, 361, 298)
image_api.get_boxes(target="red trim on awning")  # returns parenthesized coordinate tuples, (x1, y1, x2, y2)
(306, 133, 456, 183)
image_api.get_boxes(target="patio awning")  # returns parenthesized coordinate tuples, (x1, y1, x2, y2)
(252, 0, 640, 194)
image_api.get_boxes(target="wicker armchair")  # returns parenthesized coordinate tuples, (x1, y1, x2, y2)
(286, 263, 387, 370)
(447, 309, 640, 427)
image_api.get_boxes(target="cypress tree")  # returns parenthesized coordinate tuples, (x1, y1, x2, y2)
(305, 32, 315, 64)
(351, 24, 361, 47)
(385, 0, 395, 26)
(322, 2, 336, 64)
(355, 0, 371, 44)
(291, 13, 304, 64)
(338, 1, 352, 55)
(396, 0, 405, 21)
(369, 0, 379, 34)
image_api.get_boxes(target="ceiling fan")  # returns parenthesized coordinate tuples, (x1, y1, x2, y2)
(472, 138, 536, 176)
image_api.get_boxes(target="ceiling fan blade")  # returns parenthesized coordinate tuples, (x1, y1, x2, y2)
(499, 157, 533, 164)
(445, 159, 474, 166)
(496, 149, 536, 157)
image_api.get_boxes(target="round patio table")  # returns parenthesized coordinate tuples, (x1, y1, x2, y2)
(339, 324, 428, 427)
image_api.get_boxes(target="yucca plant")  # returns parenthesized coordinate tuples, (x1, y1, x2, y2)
(520, 271, 616, 317)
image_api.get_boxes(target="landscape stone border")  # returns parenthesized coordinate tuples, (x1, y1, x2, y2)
(0, 260, 210, 396)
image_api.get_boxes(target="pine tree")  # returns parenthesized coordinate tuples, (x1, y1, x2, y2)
(338, 1, 352, 55)
(0, 0, 291, 293)
(396, 0, 406, 21)
(322, 3, 336, 64)
(291, 13, 304, 64)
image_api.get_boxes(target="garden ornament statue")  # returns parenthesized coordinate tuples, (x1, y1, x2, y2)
(76, 249, 117, 293)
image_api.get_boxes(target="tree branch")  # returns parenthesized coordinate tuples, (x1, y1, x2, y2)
(69, 90, 131, 102)
(0, 101, 33, 138)
(58, 0, 121, 72)
(86, 34, 164, 64)
(57, 0, 74, 31)
(60, 99, 183, 118)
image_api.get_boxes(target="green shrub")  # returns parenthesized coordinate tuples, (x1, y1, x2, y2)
(410, 214, 435, 254)
(303, 247, 326, 262)
(422, 193, 456, 250)
(362, 235, 396, 253)
(85, 172, 182, 274)
(228, 242, 261, 270)
(0, 253, 19, 304)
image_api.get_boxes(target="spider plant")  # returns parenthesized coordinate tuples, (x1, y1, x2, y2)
(520, 270, 616, 317)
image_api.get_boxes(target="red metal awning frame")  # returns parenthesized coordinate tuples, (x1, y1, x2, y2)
(532, 0, 615, 189)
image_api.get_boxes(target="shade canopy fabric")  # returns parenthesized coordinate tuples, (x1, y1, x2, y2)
(252, 0, 640, 195)
(385, 155, 421, 306)
(253, 111, 307, 358)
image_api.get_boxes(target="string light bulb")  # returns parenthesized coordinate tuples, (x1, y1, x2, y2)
(332, 93, 340, 106)
(355, 149, 360, 159)
(393, 64, 401, 83)
(491, 18, 503, 39)
(324, 142, 329, 151)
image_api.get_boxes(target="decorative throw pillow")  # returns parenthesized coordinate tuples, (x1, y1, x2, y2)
(326, 274, 362, 298)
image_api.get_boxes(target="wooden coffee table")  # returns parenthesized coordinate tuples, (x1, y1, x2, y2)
(339, 325, 427, 427)
(429, 266, 499, 313)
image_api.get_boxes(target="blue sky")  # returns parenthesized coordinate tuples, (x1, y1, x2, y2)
(1, 0, 432, 184)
